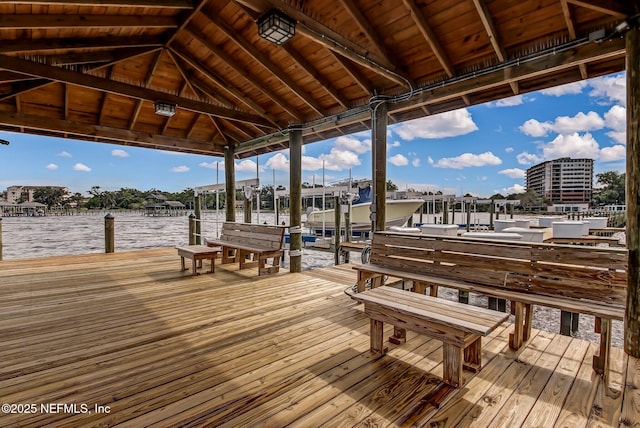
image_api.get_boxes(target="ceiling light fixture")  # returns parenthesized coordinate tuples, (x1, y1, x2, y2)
(258, 9, 296, 45)
(154, 101, 176, 117)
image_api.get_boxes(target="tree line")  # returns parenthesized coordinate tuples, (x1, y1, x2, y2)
(29, 171, 625, 210)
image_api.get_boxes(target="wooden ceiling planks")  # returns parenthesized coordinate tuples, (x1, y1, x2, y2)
(0, 0, 635, 157)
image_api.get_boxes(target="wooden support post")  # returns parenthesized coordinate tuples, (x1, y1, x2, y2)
(372, 102, 387, 232)
(626, 23, 640, 358)
(224, 146, 236, 222)
(243, 192, 252, 223)
(104, 213, 114, 253)
(194, 195, 202, 245)
(442, 343, 463, 388)
(334, 195, 341, 265)
(466, 202, 471, 232)
(593, 317, 612, 383)
(442, 201, 448, 224)
(489, 199, 494, 230)
(289, 128, 303, 273)
(188, 213, 196, 245)
(344, 203, 351, 263)
(0, 217, 3, 261)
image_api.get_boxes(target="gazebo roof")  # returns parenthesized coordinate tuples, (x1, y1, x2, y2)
(0, 1, 635, 159)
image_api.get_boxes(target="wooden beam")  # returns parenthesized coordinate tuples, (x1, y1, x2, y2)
(0, 54, 275, 128)
(289, 127, 302, 273)
(5, 0, 193, 7)
(402, 0, 454, 77)
(0, 36, 164, 54)
(0, 110, 224, 155)
(625, 24, 640, 357)
(200, 9, 327, 117)
(561, 0, 589, 79)
(471, 0, 519, 94)
(47, 47, 155, 66)
(0, 15, 179, 29)
(565, 0, 632, 17)
(129, 50, 163, 129)
(0, 47, 161, 101)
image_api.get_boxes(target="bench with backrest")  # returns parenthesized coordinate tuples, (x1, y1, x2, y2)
(206, 222, 285, 275)
(353, 231, 627, 383)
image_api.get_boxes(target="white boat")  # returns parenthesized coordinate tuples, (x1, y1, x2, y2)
(305, 182, 424, 233)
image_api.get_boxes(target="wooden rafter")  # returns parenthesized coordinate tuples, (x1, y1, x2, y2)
(471, 0, 519, 95)
(0, 54, 275, 128)
(0, 110, 225, 155)
(168, 47, 281, 128)
(7, 0, 194, 7)
(561, 0, 589, 79)
(183, 26, 302, 120)
(565, 0, 632, 17)
(402, 0, 454, 77)
(128, 50, 163, 129)
(235, 0, 410, 87)
(338, 0, 402, 73)
(328, 50, 373, 96)
(233, 1, 351, 111)
(0, 15, 178, 29)
(200, 9, 326, 117)
(47, 47, 155, 67)
(0, 36, 164, 55)
(169, 51, 265, 140)
(0, 47, 161, 101)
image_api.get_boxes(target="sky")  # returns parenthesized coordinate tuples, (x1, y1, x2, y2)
(0, 71, 627, 198)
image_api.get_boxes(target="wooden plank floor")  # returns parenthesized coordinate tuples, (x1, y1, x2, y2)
(1, 249, 638, 427)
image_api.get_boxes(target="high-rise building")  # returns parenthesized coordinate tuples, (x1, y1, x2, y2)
(525, 158, 594, 205)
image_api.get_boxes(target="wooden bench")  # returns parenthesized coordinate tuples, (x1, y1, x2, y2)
(354, 286, 509, 387)
(353, 231, 628, 383)
(176, 245, 221, 276)
(205, 222, 285, 275)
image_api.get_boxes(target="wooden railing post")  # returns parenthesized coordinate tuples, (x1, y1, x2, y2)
(104, 213, 114, 253)
(188, 213, 196, 245)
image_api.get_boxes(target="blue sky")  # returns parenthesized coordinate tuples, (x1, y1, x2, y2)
(0, 72, 627, 198)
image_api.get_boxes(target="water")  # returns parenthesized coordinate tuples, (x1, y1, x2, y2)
(0, 211, 339, 270)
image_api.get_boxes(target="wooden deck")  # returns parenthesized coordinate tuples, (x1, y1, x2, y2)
(1, 249, 638, 427)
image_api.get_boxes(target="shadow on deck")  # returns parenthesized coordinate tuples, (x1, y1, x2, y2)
(0, 248, 637, 427)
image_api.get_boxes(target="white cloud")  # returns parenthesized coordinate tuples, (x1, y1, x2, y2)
(501, 183, 526, 194)
(540, 81, 586, 96)
(411, 158, 421, 167)
(494, 95, 524, 107)
(505, 147, 514, 153)
(388, 154, 408, 166)
(430, 151, 502, 169)
(111, 149, 129, 158)
(235, 159, 264, 173)
(171, 165, 189, 173)
(387, 141, 401, 149)
(333, 136, 371, 154)
(198, 161, 224, 170)
(541, 132, 600, 160)
(607, 131, 626, 145)
(516, 152, 543, 165)
(589, 74, 626, 106)
(57, 151, 72, 158)
(604, 105, 626, 131)
(519, 111, 604, 137)
(46, 163, 58, 170)
(393, 109, 479, 140)
(73, 163, 91, 172)
(499, 168, 526, 179)
(600, 145, 626, 162)
(265, 153, 289, 171)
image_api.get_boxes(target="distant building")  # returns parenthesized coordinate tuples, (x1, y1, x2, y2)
(3, 185, 70, 204)
(526, 158, 594, 206)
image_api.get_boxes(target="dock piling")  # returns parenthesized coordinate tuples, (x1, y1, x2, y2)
(104, 213, 114, 253)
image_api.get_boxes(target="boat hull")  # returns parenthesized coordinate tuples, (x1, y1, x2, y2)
(305, 199, 423, 233)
